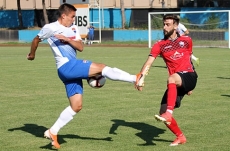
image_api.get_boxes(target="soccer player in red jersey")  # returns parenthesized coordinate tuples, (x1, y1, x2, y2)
(135, 14, 198, 146)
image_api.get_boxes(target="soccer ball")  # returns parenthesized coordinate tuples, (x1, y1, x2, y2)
(87, 75, 106, 88)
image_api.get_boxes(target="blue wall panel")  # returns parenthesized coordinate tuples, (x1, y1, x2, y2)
(114, 30, 163, 41)
(114, 30, 148, 41)
(151, 30, 164, 41)
(225, 32, 229, 40)
(0, 10, 34, 28)
(19, 30, 47, 43)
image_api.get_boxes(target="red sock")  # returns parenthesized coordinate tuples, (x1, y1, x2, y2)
(167, 83, 177, 110)
(165, 117, 183, 137)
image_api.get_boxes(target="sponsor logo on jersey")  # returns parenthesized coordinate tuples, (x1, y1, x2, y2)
(164, 45, 172, 49)
(170, 51, 184, 60)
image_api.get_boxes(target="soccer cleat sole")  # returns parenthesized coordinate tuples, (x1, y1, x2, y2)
(169, 142, 186, 146)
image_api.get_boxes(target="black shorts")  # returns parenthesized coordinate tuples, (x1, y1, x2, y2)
(161, 72, 198, 108)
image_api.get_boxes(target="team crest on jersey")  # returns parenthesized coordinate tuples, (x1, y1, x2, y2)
(72, 28, 76, 33)
(179, 41, 185, 47)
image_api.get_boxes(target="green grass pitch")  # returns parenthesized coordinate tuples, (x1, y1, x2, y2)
(0, 46, 229, 151)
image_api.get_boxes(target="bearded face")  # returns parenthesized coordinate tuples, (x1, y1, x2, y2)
(163, 19, 177, 39)
(163, 28, 175, 38)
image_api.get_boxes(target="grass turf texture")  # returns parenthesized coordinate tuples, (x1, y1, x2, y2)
(0, 46, 229, 151)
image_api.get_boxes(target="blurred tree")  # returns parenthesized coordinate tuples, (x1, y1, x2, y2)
(120, 0, 126, 29)
(42, 0, 49, 24)
(17, 0, 23, 29)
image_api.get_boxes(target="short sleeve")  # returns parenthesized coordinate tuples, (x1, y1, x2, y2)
(37, 24, 54, 41)
(150, 41, 161, 58)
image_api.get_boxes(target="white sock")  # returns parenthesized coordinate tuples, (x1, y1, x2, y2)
(166, 109, 173, 114)
(50, 106, 76, 135)
(102, 66, 136, 83)
(191, 54, 198, 61)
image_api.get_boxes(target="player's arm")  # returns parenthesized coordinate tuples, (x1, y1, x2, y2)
(180, 24, 189, 35)
(67, 39, 83, 52)
(182, 25, 189, 35)
(184, 29, 189, 35)
(135, 56, 155, 91)
(136, 42, 160, 91)
(27, 36, 41, 60)
(139, 56, 155, 73)
(54, 34, 83, 52)
(27, 25, 54, 60)
(139, 42, 160, 73)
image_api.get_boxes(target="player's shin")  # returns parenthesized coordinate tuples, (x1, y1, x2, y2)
(165, 117, 183, 137)
(50, 106, 76, 135)
(166, 83, 177, 113)
(102, 66, 135, 83)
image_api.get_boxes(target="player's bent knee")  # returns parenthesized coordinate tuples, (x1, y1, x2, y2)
(69, 94, 83, 112)
(73, 106, 82, 113)
(167, 77, 176, 84)
(93, 63, 106, 69)
(89, 63, 106, 76)
(70, 103, 82, 112)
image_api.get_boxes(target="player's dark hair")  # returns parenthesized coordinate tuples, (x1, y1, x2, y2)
(57, 3, 77, 17)
(163, 14, 180, 25)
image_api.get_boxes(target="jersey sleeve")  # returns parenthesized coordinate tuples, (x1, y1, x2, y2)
(37, 24, 54, 41)
(149, 41, 161, 58)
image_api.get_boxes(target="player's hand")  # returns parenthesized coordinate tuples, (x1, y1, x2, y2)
(187, 91, 192, 95)
(27, 53, 35, 60)
(135, 85, 143, 91)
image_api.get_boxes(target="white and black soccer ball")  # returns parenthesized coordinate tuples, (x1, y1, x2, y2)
(87, 75, 106, 88)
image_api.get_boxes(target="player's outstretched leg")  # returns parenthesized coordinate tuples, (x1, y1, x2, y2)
(101, 66, 136, 83)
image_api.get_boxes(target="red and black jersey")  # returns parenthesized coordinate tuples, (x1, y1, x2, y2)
(150, 35, 195, 75)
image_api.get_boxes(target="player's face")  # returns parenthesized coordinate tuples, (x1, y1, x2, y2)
(163, 19, 177, 37)
(61, 11, 76, 27)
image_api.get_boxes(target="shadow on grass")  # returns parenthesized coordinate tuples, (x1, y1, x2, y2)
(221, 94, 230, 97)
(217, 77, 230, 80)
(109, 119, 170, 146)
(8, 124, 112, 150)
